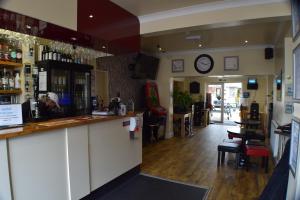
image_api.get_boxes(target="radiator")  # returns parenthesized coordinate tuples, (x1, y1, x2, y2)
(270, 120, 279, 159)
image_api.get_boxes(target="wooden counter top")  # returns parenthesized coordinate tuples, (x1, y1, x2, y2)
(0, 113, 140, 140)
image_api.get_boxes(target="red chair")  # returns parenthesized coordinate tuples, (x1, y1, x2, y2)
(245, 145, 270, 173)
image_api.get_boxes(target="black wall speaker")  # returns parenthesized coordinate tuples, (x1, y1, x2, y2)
(265, 48, 273, 59)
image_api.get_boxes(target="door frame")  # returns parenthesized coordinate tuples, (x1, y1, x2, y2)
(207, 82, 224, 123)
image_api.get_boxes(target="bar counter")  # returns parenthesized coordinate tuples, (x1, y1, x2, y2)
(0, 113, 143, 200)
(0, 113, 140, 140)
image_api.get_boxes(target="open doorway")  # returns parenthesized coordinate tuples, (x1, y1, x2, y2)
(207, 82, 242, 124)
(223, 82, 242, 124)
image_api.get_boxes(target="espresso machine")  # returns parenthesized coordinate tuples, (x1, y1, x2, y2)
(109, 97, 121, 115)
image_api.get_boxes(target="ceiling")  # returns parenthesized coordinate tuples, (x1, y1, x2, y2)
(141, 19, 291, 53)
(111, 0, 220, 16)
(111, 0, 291, 53)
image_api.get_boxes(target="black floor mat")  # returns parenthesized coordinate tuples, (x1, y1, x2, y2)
(97, 174, 209, 200)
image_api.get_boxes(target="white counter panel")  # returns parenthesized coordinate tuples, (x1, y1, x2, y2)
(89, 117, 142, 190)
(66, 125, 90, 199)
(0, 140, 12, 200)
(8, 129, 69, 200)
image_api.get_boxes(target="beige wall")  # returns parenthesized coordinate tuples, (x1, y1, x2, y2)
(0, 0, 77, 30)
(185, 75, 271, 113)
(156, 47, 275, 138)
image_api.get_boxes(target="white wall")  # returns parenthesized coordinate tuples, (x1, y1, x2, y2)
(0, 0, 77, 30)
(156, 47, 275, 138)
(287, 33, 300, 200)
(273, 38, 293, 126)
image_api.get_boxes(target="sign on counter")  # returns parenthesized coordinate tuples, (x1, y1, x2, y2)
(0, 104, 23, 126)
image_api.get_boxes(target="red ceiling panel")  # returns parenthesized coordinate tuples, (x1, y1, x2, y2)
(77, 0, 140, 54)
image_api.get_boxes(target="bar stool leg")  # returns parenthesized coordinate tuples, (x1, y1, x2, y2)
(246, 156, 249, 171)
(217, 151, 220, 166)
(265, 157, 269, 173)
(221, 151, 225, 164)
(261, 157, 265, 168)
(235, 153, 239, 169)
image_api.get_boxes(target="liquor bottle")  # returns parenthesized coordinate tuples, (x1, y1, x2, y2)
(2, 68, 8, 90)
(44, 46, 49, 60)
(16, 41, 22, 63)
(9, 40, 17, 62)
(61, 53, 66, 62)
(57, 49, 61, 61)
(0, 71, 3, 90)
(0, 38, 4, 60)
(8, 72, 15, 90)
(38, 45, 44, 61)
(25, 80, 29, 92)
(42, 46, 46, 61)
(3, 40, 10, 61)
(53, 48, 57, 61)
(14, 72, 20, 89)
(48, 47, 53, 60)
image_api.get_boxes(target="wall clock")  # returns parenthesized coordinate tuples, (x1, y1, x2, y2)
(194, 54, 214, 74)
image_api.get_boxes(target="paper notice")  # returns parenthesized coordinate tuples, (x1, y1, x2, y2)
(39, 71, 47, 91)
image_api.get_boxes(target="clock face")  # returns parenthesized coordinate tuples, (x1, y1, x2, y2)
(194, 54, 214, 74)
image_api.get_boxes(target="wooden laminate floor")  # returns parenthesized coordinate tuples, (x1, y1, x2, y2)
(141, 124, 273, 200)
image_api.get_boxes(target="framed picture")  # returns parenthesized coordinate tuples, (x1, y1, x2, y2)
(291, 0, 300, 40)
(224, 56, 239, 71)
(289, 119, 300, 177)
(172, 59, 184, 72)
(293, 43, 300, 100)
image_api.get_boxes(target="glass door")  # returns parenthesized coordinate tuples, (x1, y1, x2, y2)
(207, 83, 224, 123)
(223, 82, 242, 124)
(51, 69, 71, 115)
(73, 71, 91, 115)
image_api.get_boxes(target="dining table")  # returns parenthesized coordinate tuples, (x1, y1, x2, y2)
(227, 126, 265, 141)
(226, 126, 265, 167)
(234, 119, 261, 128)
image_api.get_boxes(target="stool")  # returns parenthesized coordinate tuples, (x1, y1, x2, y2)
(228, 132, 243, 139)
(245, 145, 270, 173)
(246, 139, 265, 146)
(149, 124, 159, 143)
(246, 132, 265, 141)
(217, 142, 241, 168)
(223, 138, 242, 145)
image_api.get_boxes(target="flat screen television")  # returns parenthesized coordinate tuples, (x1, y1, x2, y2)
(247, 78, 258, 90)
(276, 78, 282, 90)
(129, 53, 160, 80)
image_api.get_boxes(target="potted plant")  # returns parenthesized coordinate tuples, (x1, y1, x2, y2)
(173, 89, 192, 113)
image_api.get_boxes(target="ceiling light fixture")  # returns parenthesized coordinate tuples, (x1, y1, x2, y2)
(71, 37, 77, 41)
(102, 45, 106, 49)
(26, 25, 31, 29)
(198, 44, 202, 48)
(89, 14, 94, 18)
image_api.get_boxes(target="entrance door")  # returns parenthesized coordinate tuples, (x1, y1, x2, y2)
(207, 83, 224, 123)
(223, 82, 242, 124)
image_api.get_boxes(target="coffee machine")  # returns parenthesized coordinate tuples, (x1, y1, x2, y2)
(109, 97, 120, 115)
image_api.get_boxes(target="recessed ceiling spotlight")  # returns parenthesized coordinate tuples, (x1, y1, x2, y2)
(89, 14, 94, 18)
(198, 43, 202, 48)
(26, 25, 31, 29)
(102, 45, 106, 49)
(71, 37, 77, 41)
(245, 40, 248, 43)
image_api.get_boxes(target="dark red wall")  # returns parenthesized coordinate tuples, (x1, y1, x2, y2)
(0, 1, 140, 54)
(77, 0, 140, 54)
